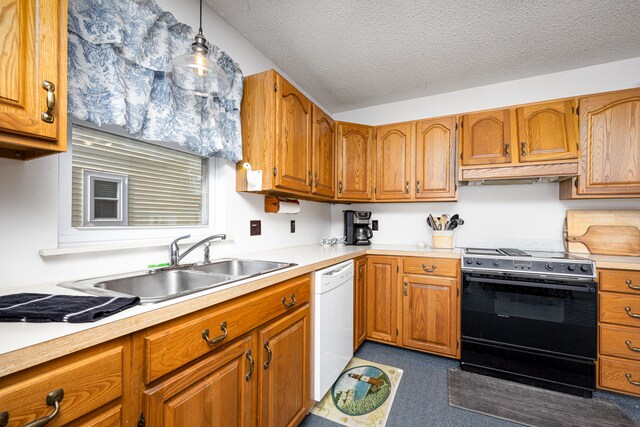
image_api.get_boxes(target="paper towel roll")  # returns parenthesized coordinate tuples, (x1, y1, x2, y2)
(277, 200, 300, 214)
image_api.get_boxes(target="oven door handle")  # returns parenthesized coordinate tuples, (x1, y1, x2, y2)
(466, 276, 594, 293)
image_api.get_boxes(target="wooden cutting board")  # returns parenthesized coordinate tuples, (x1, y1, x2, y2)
(566, 210, 640, 256)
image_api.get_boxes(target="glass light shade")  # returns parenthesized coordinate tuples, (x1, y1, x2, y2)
(166, 48, 230, 97)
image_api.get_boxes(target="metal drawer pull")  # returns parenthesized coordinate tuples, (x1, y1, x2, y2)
(41, 80, 56, 123)
(338, 181, 343, 193)
(0, 412, 8, 427)
(422, 264, 437, 273)
(403, 281, 408, 296)
(520, 141, 527, 156)
(405, 181, 410, 194)
(626, 373, 640, 386)
(504, 143, 510, 157)
(24, 388, 64, 427)
(625, 340, 640, 352)
(627, 279, 640, 291)
(202, 321, 228, 345)
(625, 307, 640, 319)
(245, 350, 254, 381)
(263, 340, 272, 369)
(282, 293, 296, 308)
(416, 180, 421, 194)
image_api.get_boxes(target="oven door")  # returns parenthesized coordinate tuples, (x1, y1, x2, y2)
(461, 272, 597, 359)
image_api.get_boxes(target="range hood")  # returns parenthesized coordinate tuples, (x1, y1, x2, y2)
(459, 162, 579, 185)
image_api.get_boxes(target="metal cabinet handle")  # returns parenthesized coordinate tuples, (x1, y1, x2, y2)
(504, 143, 510, 157)
(41, 80, 56, 123)
(422, 264, 437, 273)
(282, 293, 296, 308)
(307, 171, 312, 187)
(202, 321, 228, 345)
(338, 181, 343, 193)
(0, 412, 8, 427)
(263, 340, 272, 369)
(625, 340, 640, 352)
(245, 350, 254, 381)
(626, 373, 640, 386)
(520, 141, 527, 156)
(416, 180, 421, 194)
(23, 389, 64, 427)
(314, 172, 319, 187)
(403, 281, 408, 296)
(405, 181, 410, 194)
(627, 279, 640, 291)
(625, 307, 640, 319)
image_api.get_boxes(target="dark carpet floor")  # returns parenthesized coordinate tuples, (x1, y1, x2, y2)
(300, 341, 640, 427)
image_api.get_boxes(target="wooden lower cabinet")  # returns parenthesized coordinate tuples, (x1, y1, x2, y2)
(366, 256, 398, 344)
(401, 275, 459, 357)
(354, 256, 368, 350)
(258, 305, 311, 427)
(144, 336, 254, 427)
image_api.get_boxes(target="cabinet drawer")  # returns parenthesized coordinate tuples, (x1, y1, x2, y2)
(403, 257, 459, 277)
(0, 341, 124, 427)
(600, 269, 640, 295)
(599, 356, 640, 397)
(79, 405, 122, 427)
(144, 274, 311, 382)
(600, 325, 640, 361)
(600, 292, 640, 328)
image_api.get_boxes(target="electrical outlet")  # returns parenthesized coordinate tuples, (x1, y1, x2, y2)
(290, 220, 296, 233)
(250, 220, 261, 236)
(372, 220, 379, 231)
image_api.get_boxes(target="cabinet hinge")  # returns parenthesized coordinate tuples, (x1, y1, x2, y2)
(396, 327, 399, 336)
(397, 265, 399, 273)
(576, 106, 580, 116)
(138, 413, 145, 427)
(455, 121, 458, 130)
(457, 288, 459, 297)
(274, 83, 278, 92)
(273, 167, 277, 176)
(456, 340, 459, 349)
(460, 120, 464, 129)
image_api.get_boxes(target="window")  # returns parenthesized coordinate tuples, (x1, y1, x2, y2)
(71, 124, 209, 228)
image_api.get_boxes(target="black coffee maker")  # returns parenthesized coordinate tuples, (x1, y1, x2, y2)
(344, 210, 373, 245)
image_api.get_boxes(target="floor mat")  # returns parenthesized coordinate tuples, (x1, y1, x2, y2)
(310, 357, 404, 426)
(448, 368, 635, 427)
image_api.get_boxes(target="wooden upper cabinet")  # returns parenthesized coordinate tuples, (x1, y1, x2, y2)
(461, 109, 515, 166)
(516, 100, 578, 163)
(366, 256, 398, 344)
(575, 89, 640, 196)
(415, 116, 457, 199)
(275, 75, 312, 193)
(336, 122, 373, 200)
(311, 105, 335, 197)
(375, 123, 413, 200)
(0, 0, 67, 159)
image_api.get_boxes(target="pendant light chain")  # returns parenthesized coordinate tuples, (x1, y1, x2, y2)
(199, 0, 203, 35)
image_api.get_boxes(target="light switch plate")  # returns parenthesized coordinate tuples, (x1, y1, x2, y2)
(250, 220, 261, 236)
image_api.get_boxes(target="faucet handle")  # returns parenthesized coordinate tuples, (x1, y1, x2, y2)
(169, 235, 191, 266)
(171, 234, 191, 246)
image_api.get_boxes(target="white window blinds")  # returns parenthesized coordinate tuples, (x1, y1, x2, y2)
(72, 125, 208, 227)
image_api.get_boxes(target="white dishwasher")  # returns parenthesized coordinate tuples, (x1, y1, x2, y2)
(313, 259, 354, 401)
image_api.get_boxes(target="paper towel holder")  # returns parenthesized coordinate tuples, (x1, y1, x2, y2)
(265, 196, 300, 214)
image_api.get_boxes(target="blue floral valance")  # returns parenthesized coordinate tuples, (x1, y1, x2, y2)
(67, 0, 243, 162)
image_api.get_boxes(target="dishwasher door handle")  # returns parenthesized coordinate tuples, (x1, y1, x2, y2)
(322, 264, 352, 277)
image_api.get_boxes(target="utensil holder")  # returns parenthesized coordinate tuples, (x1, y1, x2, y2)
(432, 230, 455, 249)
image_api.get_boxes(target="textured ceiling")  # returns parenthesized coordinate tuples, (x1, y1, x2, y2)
(207, 0, 640, 113)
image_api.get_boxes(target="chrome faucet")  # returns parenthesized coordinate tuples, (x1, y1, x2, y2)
(169, 234, 227, 266)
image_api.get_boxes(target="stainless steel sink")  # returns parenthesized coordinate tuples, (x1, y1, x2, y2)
(57, 258, 296, 304)
(190, 258, 295, 277)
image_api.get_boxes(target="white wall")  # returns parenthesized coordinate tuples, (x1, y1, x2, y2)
(0, 0, 332, 291)
(330, 58, 640, 250)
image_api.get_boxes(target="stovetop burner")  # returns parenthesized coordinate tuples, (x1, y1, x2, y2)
(462, 247, 595, 279)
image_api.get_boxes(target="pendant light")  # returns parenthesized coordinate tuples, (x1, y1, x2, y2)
(166, 0, 230, 96)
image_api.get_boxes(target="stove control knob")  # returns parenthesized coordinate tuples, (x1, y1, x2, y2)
(545, 263, 555, 271)
(567, 264, 576, 271)
(492, 260, 501, 267)
(476, 259, 483, 266)
(580, 265, 590, 272)
(466, 258, 473, 265)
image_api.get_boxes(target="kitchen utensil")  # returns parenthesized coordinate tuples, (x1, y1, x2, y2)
(566, 210, 640, 255)
(428, 214, 437, 231)
(448, 221, 459, 231)
(567, 225, 640, 256)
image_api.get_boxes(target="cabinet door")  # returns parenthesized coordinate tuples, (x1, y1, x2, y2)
(576, 89, 640, 196)
(354, 257, 368, 351)
(401, 275, 459, 357)
(275, 75, 312, 193)
(461, 109, 515, 166)
(336, 122, 374, 200)
(0, 0, 66, 152)
(415, 116, 457, 199)
(144, 336, 254, 427)
(258, 305, 310, 427)
(366, 256, 398, 343)
(311, 105, 335, 198)
(375, 123, 413, 200)
(516, 100, 578, 163)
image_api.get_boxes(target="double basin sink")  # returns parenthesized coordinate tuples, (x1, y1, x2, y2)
(58, 259, 296, 304)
